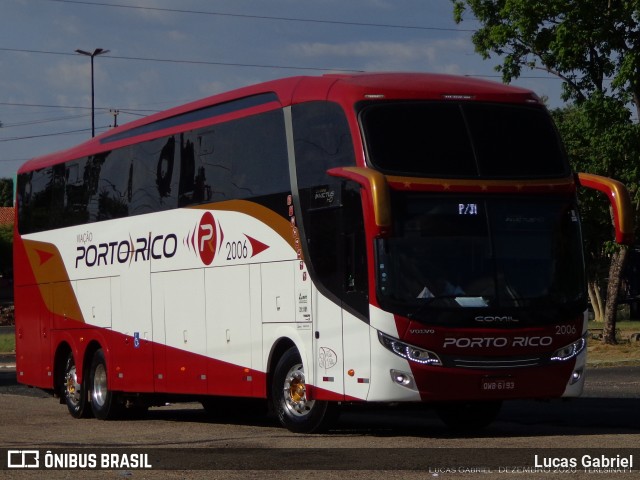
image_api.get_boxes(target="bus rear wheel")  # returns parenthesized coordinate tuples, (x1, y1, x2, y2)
(271, 348, 337, 433)
(435, 400, 502, 431)
(63, 352, 91, 418)
(89, 349, 122, 420)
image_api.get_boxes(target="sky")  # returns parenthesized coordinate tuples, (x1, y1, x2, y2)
(0, 0, 566, 182)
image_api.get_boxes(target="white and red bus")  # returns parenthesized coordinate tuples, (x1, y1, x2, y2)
(14, 73, 634, 432)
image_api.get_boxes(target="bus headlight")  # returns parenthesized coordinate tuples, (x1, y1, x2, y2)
(550, 335, 587, 362)
(378, 331, 442, 366)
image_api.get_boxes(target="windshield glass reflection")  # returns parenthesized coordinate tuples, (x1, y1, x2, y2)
(376, 194, 585, 314)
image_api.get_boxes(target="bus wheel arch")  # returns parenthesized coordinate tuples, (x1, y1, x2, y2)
(269, 345, 338, 433)
(266, 337, 297, 392)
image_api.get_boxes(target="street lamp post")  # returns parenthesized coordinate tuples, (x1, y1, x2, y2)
(75, 48, 110, 137)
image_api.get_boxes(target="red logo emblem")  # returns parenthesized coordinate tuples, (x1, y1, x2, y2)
(198, 212, 217, 265)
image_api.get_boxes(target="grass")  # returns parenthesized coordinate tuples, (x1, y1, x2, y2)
(0, 331, 15, 353)
(588, 342, 640, 364)
(587, 320, 640, 365)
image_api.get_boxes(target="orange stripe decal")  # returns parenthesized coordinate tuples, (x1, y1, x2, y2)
(23, 240, 84, 322)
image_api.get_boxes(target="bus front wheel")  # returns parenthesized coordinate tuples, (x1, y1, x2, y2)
(63, 352, 91, 418)
(271, 348, 337, 433)
(89, 349, 121, 420)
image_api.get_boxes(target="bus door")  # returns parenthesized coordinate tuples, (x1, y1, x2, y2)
(304, 181, 371, 401)
(290, 101, 370, 401)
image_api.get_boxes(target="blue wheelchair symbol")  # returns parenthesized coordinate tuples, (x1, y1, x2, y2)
(134, 332, 140, 349)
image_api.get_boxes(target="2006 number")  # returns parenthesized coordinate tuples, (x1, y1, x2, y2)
(226, 240, 248, 260)
(555, 325, 577, 335)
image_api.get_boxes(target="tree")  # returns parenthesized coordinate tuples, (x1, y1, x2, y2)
(453, 0, 640, 115)
(0, 179, 13, 207)
(0, 223, 12, 280)
(453, 0, 640, 343)
(0, 178, 13, 301)
(552, 96, 640, 337)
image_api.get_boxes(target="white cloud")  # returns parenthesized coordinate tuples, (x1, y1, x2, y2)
(123, 0, 175, 23)
(292, 41, 429, 60)
(168, 30, 189, 42)
(288, 38, 469, 72)
(51, 15, 84, 37)
(45, 61, 93, 92)
(117, 69, 164, 101)
(197, 81, 231, 97)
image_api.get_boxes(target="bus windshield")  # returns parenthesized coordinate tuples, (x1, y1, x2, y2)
(360, 101, 569, 178)
(376, 193, 586, 316)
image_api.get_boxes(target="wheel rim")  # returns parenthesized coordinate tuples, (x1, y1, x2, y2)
(92, 363, 108, 408)
(65, 364, 81, 407)
(282, 363, 314, 417)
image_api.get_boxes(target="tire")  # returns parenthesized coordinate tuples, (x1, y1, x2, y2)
(271, 348, 337, 433)
(88, 349, 122, 420)
(435, 400, 502, 432)
(63, 352, 92, 418)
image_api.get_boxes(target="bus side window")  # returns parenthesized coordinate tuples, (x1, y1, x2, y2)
(17, 169, 51, 234)
(292, 101, 368, 318)
(178, 109, 288, 205)
(342, 183, 369, 315)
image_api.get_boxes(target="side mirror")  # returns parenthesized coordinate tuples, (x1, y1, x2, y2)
(327, 167, 392, 237)
(577, 172, 635, 245)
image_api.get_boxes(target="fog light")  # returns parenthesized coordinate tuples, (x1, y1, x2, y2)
(569, 368, 583, 385)
(390, 369, 417, 390)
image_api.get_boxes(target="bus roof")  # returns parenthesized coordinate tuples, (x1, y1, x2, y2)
(19, 73, 540, 174)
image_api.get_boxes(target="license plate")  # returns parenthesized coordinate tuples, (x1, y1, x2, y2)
(481, 378, 516, 391)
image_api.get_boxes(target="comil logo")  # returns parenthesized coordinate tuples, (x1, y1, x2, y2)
(198, 211, 218, 265)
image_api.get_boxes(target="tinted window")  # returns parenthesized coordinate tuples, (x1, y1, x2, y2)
(293, 102, 356, 190)
(17, 109, 289, 234)
(102, 93, 278, 144)
(17, 169, 51, 233)
(361, 103, 476, 176)
(292, 102, 368, 317)
(360, 102, 569, 179)
(179, 109, 289, 205)
(464, 104, 567, 177)
(376, 193, 585, 320)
